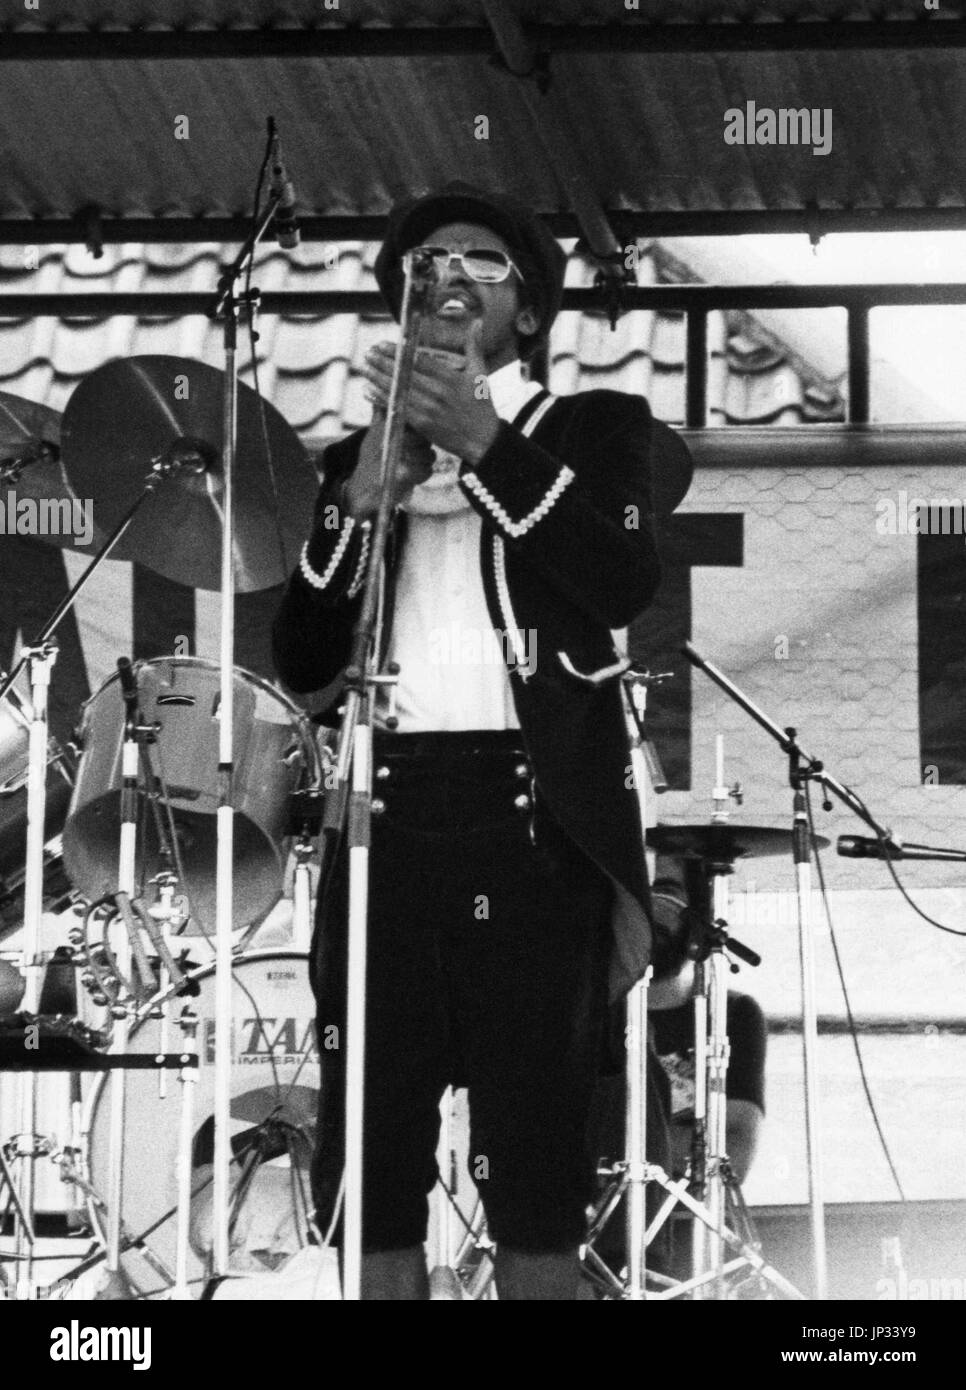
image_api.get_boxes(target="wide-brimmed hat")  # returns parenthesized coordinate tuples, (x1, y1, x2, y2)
(374, 181, 566, 359)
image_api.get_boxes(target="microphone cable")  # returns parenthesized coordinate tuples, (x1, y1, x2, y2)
(806, 782, 906, 1201)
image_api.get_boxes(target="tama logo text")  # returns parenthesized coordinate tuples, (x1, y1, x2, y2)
(49, 1321, 152, 1371)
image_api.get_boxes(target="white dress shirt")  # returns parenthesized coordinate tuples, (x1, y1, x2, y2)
(380, 360, 543, 732)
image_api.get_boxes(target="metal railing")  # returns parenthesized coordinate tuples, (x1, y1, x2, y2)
(3, 280, 965, 427)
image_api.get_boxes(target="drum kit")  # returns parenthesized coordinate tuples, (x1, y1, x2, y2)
(0, 362, 764, 1305)
(0, 233, 934, 1302)
(0, 355, 333, 1300)
(0, 351, 855, 1302)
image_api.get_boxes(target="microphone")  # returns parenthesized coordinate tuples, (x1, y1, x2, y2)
(117, 656, 139, 723)
(269, 129, 300, 250)
(837, 834, 903, 860)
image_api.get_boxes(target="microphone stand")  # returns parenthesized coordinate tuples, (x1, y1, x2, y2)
(202, 169, 294, 1281)
(316, 250, 436, 1300)
(680, 639, 899, 1300)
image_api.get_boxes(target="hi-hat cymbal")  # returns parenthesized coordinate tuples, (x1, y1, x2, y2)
(0, 390, 103, 554)
(60, 356, 320, 592)
(648, 822, 830, 861)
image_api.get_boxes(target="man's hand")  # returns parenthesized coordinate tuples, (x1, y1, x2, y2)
(342, 407, 434, 518)
(362, 319, 501, 466)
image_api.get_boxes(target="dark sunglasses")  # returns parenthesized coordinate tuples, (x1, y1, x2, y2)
(412, 245, 522, 285)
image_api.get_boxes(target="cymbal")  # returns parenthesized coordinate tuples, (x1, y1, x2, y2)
(647, 822, 830, 861)
(60, 356, 320, 592)
(0, 390, 103, 554)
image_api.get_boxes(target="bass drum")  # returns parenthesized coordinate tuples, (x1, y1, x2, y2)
(83, 950, 319, 1299)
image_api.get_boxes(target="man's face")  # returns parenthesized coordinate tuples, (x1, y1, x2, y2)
(410, 220, 538, 368)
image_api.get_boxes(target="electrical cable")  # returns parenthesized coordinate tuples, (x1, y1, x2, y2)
(806, 782, 907, 1201)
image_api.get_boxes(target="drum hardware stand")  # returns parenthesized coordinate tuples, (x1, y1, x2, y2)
(690, 735, 751, 1298)
(410, 1090, 494, 1301)
(99, 656, 154, 1288)
(0, 457, 201, 715)
(52, 1150, 179, 1295)
(585, 683, 804, 1301)
(579, 666, 670, 1299)
(428, 1089, 469, 1300)
(680, 639, 919, 1300)
(0, 438, 60, 487)
(316, 249, 437, 1300)
(291, 833, 316, 954)
(288, 788, 326, 954)
(685, 845, 767, 1299)
(427, 1091, 495, 1301)
(609, 666, 670, 1300)
(144, 872, 192, 1100)
(0, 1133, 37, 1247)
(170, 1002, 199, 1300)
(1, 639, 58, 1299)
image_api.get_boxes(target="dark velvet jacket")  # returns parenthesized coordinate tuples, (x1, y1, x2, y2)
(272, 386, 663, 998)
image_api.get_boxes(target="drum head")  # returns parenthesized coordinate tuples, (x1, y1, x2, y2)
(84, 951, 319, 1298)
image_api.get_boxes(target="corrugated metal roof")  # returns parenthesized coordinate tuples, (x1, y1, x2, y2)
(0, 3, 963, 237)
(0, 1, 959, 31)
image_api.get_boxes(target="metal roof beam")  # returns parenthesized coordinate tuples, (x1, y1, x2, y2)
(2, 284, 965, 317)
(479, 0, 624, 277)
(3, 207, 966, 245)
(0, 20, 962, 62)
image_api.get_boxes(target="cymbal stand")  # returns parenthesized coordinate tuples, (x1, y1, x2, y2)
(0, 462, 187, 711)
(686, 862, 765, 1297)
(690, 735, 743, 1296)
(586, 696, 804, 1300)
(5, 641, 56, 1299)
(604, 667, 669, 1299)
(587, 1113, 803, 1299)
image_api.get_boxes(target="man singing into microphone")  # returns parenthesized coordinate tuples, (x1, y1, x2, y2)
(273, 183, 668, 1299)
